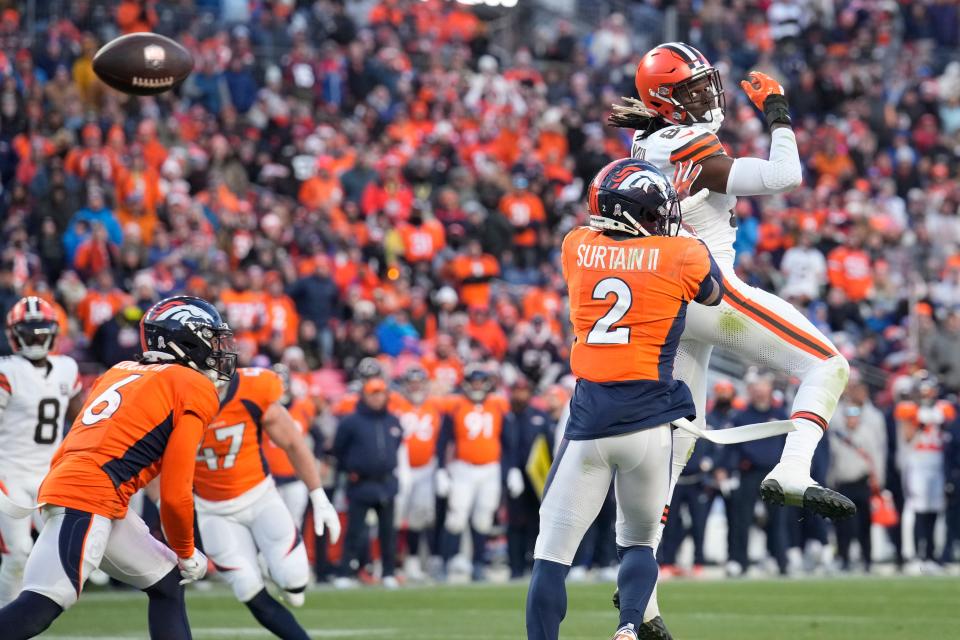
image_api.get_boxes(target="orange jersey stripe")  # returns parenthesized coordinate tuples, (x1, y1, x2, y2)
(681, 141, 723, 164)
(721, 278, 836, 360)
(669, 133, 720, 164)
(792, 410, 829, 431)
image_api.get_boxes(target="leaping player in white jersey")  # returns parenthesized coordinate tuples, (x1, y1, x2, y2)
(606, 42, 854, 639)
(0, 297, 82, 605)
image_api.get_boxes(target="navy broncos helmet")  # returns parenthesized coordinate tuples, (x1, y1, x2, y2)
(140, 296, 237, 382)
(587, 158, 681, 237)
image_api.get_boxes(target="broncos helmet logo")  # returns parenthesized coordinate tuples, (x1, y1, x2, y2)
(149, 301, 217, 325)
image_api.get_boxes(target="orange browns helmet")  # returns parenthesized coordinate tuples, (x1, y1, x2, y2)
(635, 42, 725, 132)
(6, 296, 59, 360)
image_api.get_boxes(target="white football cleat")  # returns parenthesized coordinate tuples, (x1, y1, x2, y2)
(333, 577, 357, 589)
(404, 556, 425, 581)
(760, 462, 856, 519)
(382, 576, 400, 589)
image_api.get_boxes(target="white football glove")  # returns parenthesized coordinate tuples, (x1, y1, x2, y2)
(506, 467, 525, 499)
(178, 548, 208, 585)
(310, 488, 341, 544)
(435, 468, 451, 498)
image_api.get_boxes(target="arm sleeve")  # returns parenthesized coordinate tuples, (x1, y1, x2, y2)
(725, 128, 802, 196)
(159, 412, 205, 558)
(683, 241, 724, 306)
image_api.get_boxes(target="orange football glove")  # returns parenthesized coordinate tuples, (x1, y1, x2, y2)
(740, 71, 791, 127)
(740, 71, 784, 110)
(672, 160, 702, 200)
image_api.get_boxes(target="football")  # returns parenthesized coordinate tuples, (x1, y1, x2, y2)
(92, 32, 193, 96)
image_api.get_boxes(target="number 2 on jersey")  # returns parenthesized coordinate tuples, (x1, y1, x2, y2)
(586, 277, 632, 345)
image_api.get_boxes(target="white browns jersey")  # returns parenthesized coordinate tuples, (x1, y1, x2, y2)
(0, 354, 81, 479)
(632, 124, 738, 266)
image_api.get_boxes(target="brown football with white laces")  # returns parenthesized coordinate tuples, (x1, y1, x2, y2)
(92, 32, 193, 96)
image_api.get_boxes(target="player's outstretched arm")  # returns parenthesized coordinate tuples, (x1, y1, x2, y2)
(692, 71, 802, 196)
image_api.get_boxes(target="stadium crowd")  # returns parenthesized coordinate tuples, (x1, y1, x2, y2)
(0, 0, 959, 580)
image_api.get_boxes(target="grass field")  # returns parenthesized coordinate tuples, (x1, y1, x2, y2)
(46, 576, 956, 639)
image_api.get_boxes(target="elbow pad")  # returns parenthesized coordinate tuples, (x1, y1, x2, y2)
(726, 128, 802, 196)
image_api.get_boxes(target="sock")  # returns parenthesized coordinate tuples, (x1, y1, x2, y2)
(244, 588, 310, 640)
(780, 419, 823, 469)
(441, 529, 460, 564)
(525, 559, 568, 640)
(145, 568, 191, 640)
(0, 590, 63, 639)
(408, 530, 421, 557)
(616, 546, 658, 630)
(471, 529, 487, 568)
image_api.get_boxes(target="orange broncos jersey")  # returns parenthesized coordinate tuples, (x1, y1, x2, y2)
(561, 227, 719, 383)
(399, 398, 444, 468)
(438, 394, 510, 465)
(40, 361, 219, 552)
(194, 367, 283, 502)
(263, 397, 316, 479)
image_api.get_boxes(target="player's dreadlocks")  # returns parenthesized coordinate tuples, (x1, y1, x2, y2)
(606, 97, 670, 137)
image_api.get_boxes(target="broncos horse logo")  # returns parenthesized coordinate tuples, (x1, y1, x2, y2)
(148, 300, 217, 326)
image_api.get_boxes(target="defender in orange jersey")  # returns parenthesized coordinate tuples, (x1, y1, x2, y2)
(0, 296, 236, 640)
(434, 366, 520, 581)
(193, 366, 340, 640)
(394, 366, 444, 580)
(263, 364, 319, 527)
(526, 159, 724, 640)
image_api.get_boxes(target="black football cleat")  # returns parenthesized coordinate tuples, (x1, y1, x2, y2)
(612, 589, 673, 640)
(759, 478, 856, 520)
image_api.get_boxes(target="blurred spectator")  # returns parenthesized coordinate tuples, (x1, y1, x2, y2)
(829, 382, 887, 572)
(722, 373, 789, 576)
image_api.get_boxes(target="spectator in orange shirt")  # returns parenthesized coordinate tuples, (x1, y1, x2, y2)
(64, 124, 120, 182)
(262, 271, 300, 349)
(361, 160, 414, 221)
(466, 306, 508, 360)
(811, 136, 855, 185)
(116, 0, 158, 34)
(115, 153, 161, 245)
(448, 240, 500, 308)
(75, 271, 131, 339)
(220, 269, 268, 346)
(421, 331, 462, 381)
(73, 223, 118, 280)
(299, 157, 344, 211)
(398, 207, 446, 265)
(827, 229, 874, 302)
(499, 175, 546, 267)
